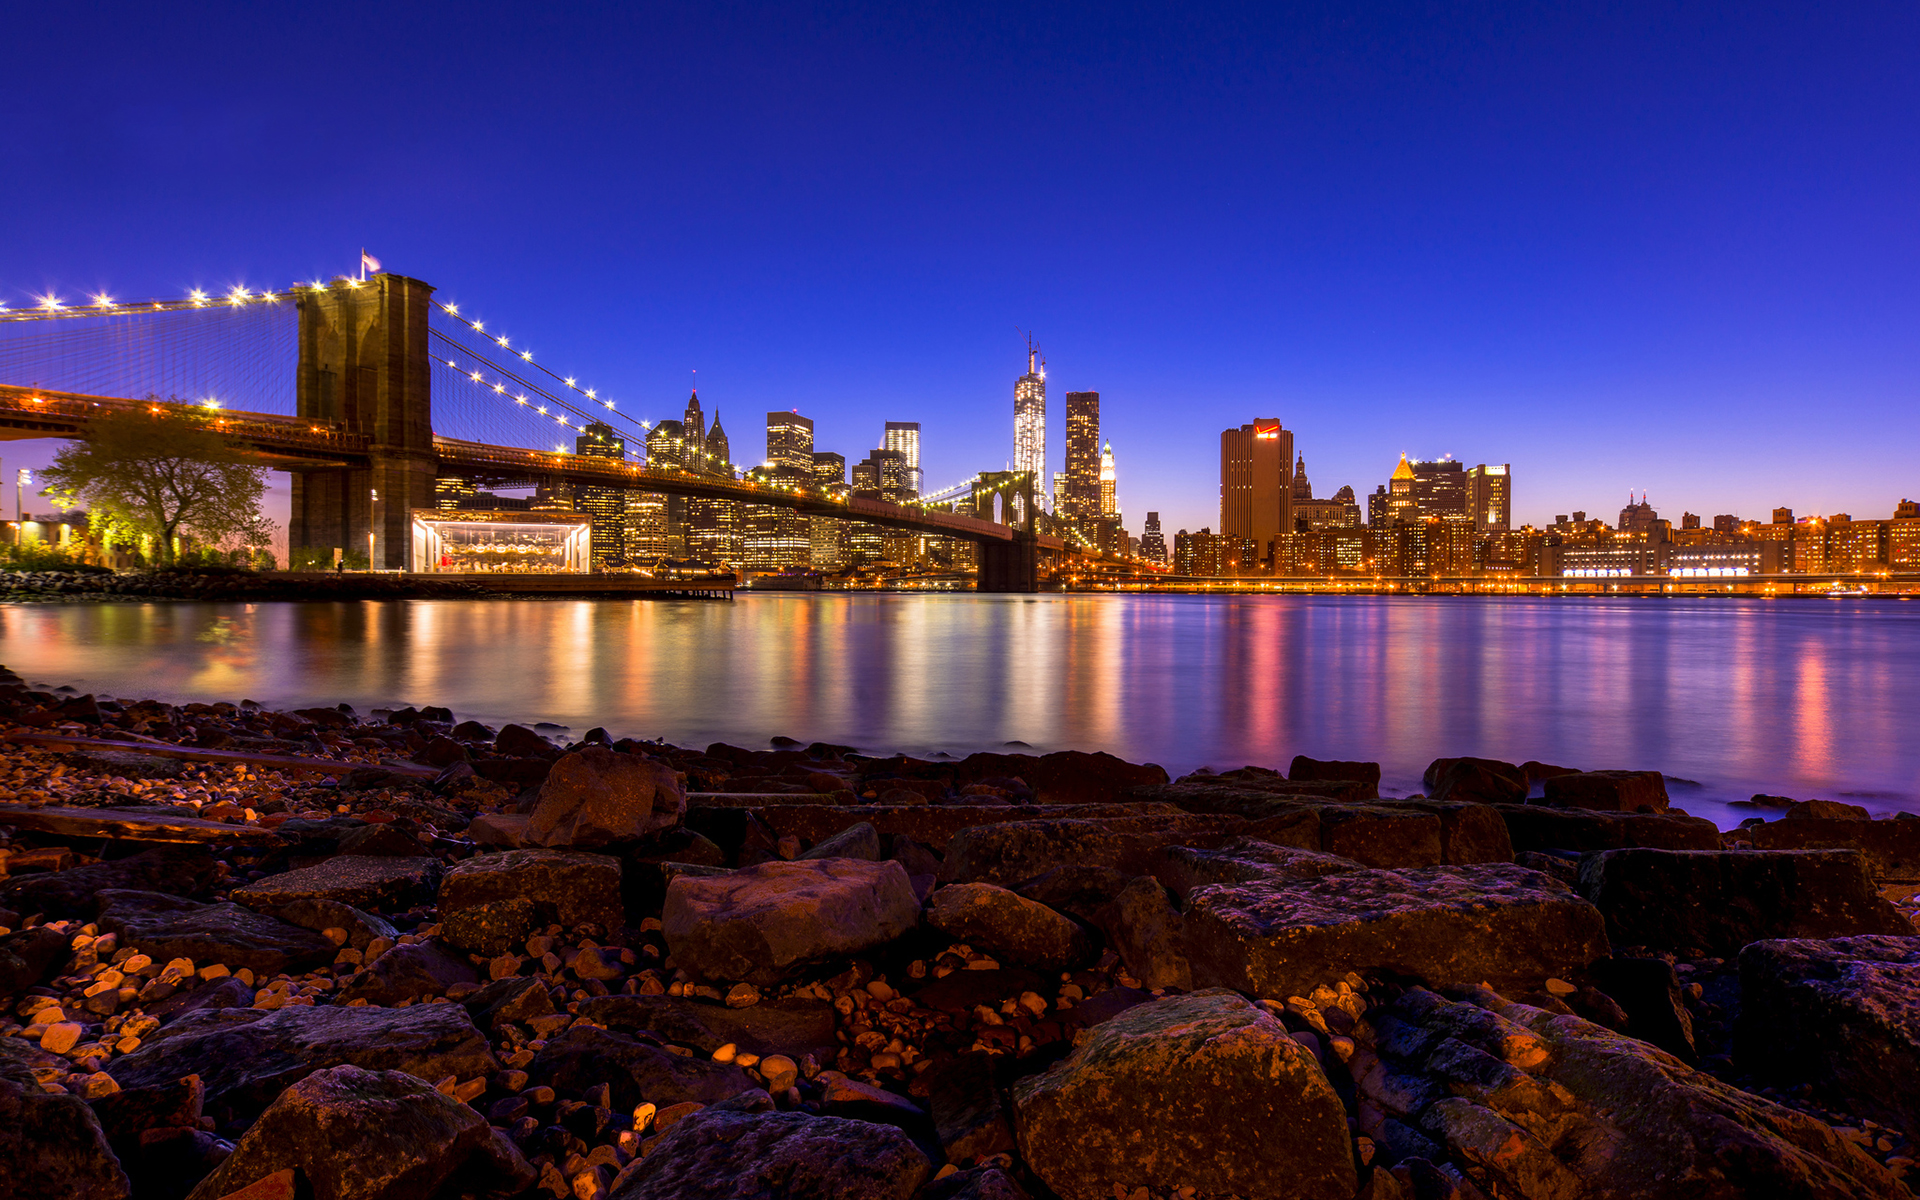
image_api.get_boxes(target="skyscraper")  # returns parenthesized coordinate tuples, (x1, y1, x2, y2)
(574, 421, 628, 568)
(1410, 459, 1469, 522)
(810, 452, 849, 569)
(1293, 455, 1313, 501)
(1220, 419, 1293, 570)
(1468, 464, 1511, 532)
(1014, 338, 1048, 520)
(682, 391, 706, 464)
(1063, 390, 1101, 529)
(767, 411, 815, 472)
(1139, 511, 1167, 564)
(1098, 441, 1117, 517)
(884, 422, 922, 497)
(643, 420, 688, 558)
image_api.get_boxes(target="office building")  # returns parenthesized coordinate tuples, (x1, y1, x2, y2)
(1468, 464, 1511, 531)
(767, 411, 815, 472)
(1368, 485, 1390, 530)
(810, 452, 850, 569)
(1139, 512, 1167, 564)
(643, 420, 689, 558)
(573, 422, 628, 568)
(884, 422, 922, 496)
(1220, 419, 1292, 571)
(1063, 391, 1101, 528)
(1386, 455, 1418, 525)
(1014, 338, 1048, 520)
(689, 412, 741, 565)
(1410, 459, 1469, 522)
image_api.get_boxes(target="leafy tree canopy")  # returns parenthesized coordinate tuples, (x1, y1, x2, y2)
(41, 401, 272, 565)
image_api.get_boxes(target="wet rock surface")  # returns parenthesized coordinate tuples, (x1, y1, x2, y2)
(2, 674, 1916, 1199)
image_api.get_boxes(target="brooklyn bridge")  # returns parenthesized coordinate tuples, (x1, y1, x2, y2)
(0, 273, 1067, 590)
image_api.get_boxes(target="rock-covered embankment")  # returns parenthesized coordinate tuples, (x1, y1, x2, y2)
(1, 675, 1917, 1199)
(0, 569, 489, 603)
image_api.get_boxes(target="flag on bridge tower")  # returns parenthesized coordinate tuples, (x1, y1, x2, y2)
(360, 250, 381, 279)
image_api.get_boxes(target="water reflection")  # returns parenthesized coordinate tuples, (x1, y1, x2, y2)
(4, 595, 1917, 829)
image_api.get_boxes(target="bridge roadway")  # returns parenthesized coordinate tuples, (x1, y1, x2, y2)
(0, 384, 1063, 550)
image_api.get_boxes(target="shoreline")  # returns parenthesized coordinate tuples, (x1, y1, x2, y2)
(1, 672, 1916, 1196)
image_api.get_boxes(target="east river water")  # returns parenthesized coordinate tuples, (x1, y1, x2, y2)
(4, 594, 1917, 830)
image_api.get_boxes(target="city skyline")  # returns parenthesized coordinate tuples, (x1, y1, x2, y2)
(3, 5, 1912, 539)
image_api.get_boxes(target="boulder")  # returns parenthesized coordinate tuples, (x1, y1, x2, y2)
(1289, 755, 1381, 800)
(1495, 805, 1722, 854)
(263, 899, 396, 950)
(1318, 807, 1442, 868)
(1746, 818, 1920, 882)
(183, 1065, 533, 1200)
(438, 897, 536, 957)
(460, 976, 555, 1035)
(0, 924, 72, 994)
(0, 1076, 130, 1200)
(337, 940, 479, 1006)
(1186, 864, 1609, 999)
(493, 723, 560, 759)
(527, 1026, 753, 1113)
(526, 746, 686, 848)
(438, 849, 624, 933)
(1012, 990, 1354, 1200)
(752, 802, 1171, 857)
(663, 858, 920, 985)
(1, 848, 218, 920)
(106, 1002, 498, 1125)
(1543, 770, 1670, 813)
(954, 749, 1169, 806)
(1012, 864, 1140, 921)
(938, 815, 1241, 887)
(95, 890, 335, 975)
(577, 994, 840, 1062)
(1423, 758, 1527, 805)
(926, 883, 1089, 971)
(230, 856, 440, 912)
(1577, 849, 1913, 955)
(1736, 935, 1920, 1140)
(1784, 799, 1873, 821)
(609, 1089, 931, 1199)
(1589, 955, 1697, 1062)
(1092, 876, 1192, 990)
(921, 1053, 1016, 1165)
(1154, 839, 1358, 901)
(1379, 800, 1514, 865)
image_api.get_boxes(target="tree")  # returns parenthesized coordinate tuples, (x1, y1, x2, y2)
(41, 403, 271, 566)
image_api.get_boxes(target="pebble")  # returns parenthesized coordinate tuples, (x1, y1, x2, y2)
(40, 1022, 84, 1054)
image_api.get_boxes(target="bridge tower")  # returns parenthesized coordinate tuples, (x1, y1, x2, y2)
(288, 274, 437, 569)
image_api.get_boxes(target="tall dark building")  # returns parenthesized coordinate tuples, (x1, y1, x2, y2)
(1220, 419, 1293, 570)
(692, 412, 740, 563)
(1063, 391, 1101, 529)
(682, 390, 706, 465)
(1368, 485, 1390, 530)
(574, 421, 628, 568)
(1293, 455, 1313, 501)
(1410, 459, 1469, 522)
(1139, 511, 1167, 564)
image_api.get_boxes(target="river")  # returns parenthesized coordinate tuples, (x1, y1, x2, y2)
(5, 593, 1916, 830)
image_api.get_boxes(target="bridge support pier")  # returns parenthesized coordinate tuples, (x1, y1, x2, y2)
(288, 275, 436, 569)
(976, 537, 1039, 593)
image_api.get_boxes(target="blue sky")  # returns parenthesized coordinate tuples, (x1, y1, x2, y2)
(2, 2, 1915, 535)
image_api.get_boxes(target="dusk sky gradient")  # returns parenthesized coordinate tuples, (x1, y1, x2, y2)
(3, 2, 1915, 536)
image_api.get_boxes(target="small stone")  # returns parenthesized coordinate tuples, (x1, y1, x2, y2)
(712, 1042, 737, 1064)
(1545, 977, 1577, 998)
(40, 1021, 84, 1054)
(632, 1101, 657, 1132)
(759, 1055, 799, 1092)
(724, 983, 760, 1009)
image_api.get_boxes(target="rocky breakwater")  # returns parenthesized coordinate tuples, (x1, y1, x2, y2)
(0, 683, 1917, 1198)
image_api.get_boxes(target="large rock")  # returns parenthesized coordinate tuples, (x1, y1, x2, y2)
(610, 1089, 931, 1199)
(106, 1003, 498, 1124)
(1473, 989, 1906, 1199)
(578, 994, 839, 1062)
(526, 746, 685, 848)
(337, 940, 479, 1006)
(0, 1076, 130, 1200)
(230, 856, 440, 912)
(183, 1065, 532, 1200)
(953, 750, 1169, 806)
(438, 849, 624, 933)
(1543, 770, 1670, 813)
(1012, 990, 1354, 1200)
(1423, 757, 1527, 804)
(663, 858, 920, 985)
(1736, 935, 1920, 1140)
(926, 883, 1089, 971)
(264, 899, 396, 950)
(96, 890, 335, 975)
(1318, 806, 1442, 868)
(527, 1026, 753, 1113)
(0, 925, 72, 995)
(1747, 818, 1920, 882)
(1495, 805, 1723, 854)
(938, 815, 1246, 887)
(1380, 800, 1514, 865)
(1092, 876, 1192, 990)
(1186, 864, 1609, 999)
(1, 848, 218, 920)
(1154, 839, 1358, 901)
(1289, 755, 1381, 799)
(1578, 849, 1913, 955)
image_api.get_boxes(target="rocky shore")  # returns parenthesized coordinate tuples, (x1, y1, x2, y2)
(0, 569, 492, 603)
(1, 669, 1917, 1199)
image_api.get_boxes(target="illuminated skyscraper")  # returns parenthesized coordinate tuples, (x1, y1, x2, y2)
(1468, 464, 1511, 531)
(884, 422, 922, 496)
(767, 411, 815, 472)
(1220, 419, 1292, 569)
(1139, 511, 1167, 564)
(1099, 441, 1117, 517)
(1063, 391, 1101, 528)
(574, 421, 628, 568)
(1014, 338, 1048, 520)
